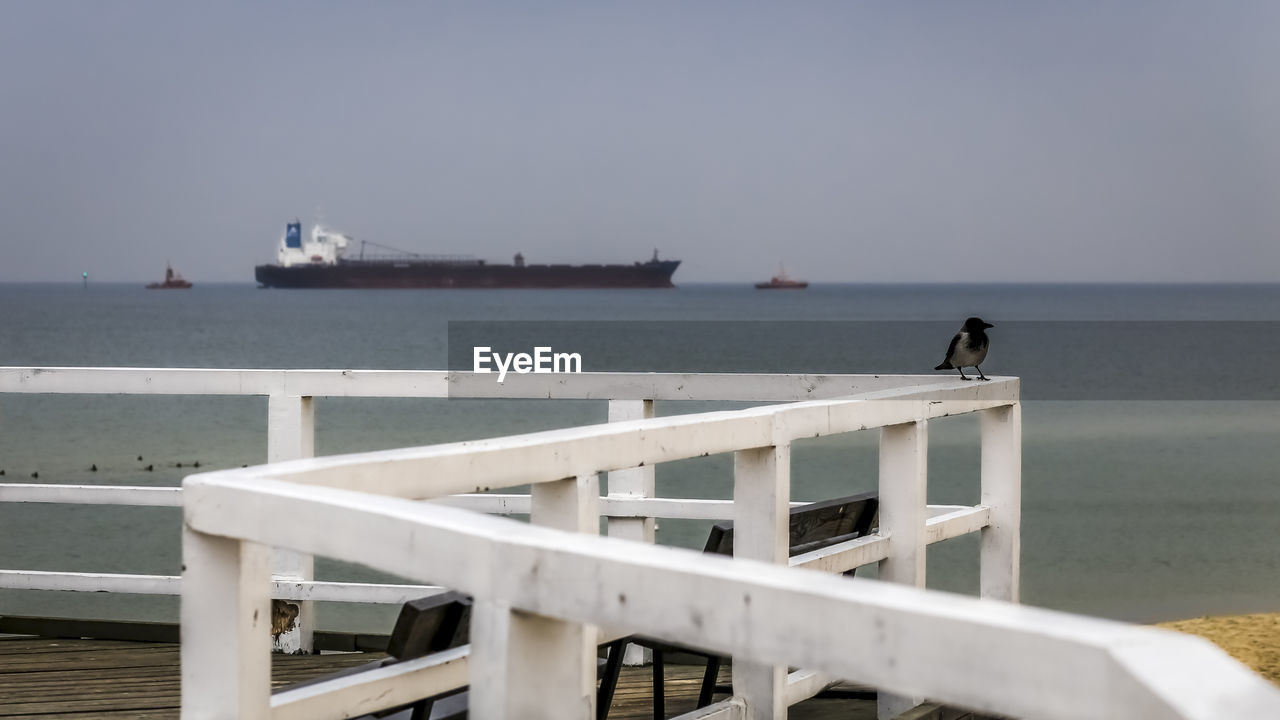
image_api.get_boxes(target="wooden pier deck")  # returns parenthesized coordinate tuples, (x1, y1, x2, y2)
(0, 636, 882, 719)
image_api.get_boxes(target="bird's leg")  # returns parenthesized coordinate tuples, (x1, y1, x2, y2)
(958, 368, 971, 381)
(977, 366, 989, 381)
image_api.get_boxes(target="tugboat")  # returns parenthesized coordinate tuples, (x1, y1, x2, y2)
(755, 264, 809, 290)
(146, 263, 193, 289)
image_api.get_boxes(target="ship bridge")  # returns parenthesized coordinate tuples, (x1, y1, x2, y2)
(277, 221, 351, 267)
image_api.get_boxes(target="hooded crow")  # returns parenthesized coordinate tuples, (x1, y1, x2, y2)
(935, 317, 994, 381)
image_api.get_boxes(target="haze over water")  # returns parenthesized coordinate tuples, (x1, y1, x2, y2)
(1, 282, 1278, 632)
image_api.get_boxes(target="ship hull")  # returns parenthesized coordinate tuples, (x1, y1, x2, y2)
(255, 260, 680, 289)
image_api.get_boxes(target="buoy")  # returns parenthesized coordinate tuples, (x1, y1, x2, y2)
(193, 461, 201, 468)
(90, 464, 98, 472)
(31, 471, 39, 479)
(145, 464, 154, 472)
(0, 469, 6, 476)
(175, 462, 183, 468)
(137, 455, 143, 461)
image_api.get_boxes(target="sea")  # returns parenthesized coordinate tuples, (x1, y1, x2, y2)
(1, 282, 1278, 633)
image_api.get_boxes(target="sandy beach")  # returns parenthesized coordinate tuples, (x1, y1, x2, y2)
(1159, 613, 1280, 686)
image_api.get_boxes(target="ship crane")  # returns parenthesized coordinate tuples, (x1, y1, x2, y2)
(355, 238, 479, 264)
(359, 238, 428, 261)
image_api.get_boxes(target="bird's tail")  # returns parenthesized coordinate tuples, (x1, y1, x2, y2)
(934, 362, 952, 370)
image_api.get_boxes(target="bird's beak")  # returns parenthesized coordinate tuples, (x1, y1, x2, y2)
(983, 322, 994, 329)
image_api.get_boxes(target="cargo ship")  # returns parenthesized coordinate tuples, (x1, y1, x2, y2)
(254, 222, 680, 289)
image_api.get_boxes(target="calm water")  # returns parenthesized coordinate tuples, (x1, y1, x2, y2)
(1, 282, 1278, 632)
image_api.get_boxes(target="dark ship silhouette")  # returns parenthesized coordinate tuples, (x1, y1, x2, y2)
(146, 264, 192, 289)
(255, 222, 680, 289)
(755, 264, 808, 289)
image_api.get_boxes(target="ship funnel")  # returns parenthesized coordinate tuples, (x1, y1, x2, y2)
(285, 221, 302, 249)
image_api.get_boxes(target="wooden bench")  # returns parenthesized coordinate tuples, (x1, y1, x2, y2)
(280, 589, 614, 719)
(598, 490, 880, 719)
(279, 491, 877, 720)
(274, 590, 474, 720)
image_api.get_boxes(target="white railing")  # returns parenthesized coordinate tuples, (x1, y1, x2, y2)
(1, 367, 1003, 656)
(177, 380, 1280, 720)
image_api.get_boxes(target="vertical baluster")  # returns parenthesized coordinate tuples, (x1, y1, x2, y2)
(981, 403, 1021, 602)
(266, 394, 315, 654)
(606, 399, 655, 665)
(606, 399, 656, 543)
(180, 527, 271, 720)
(877, 418, 928, 719)
(733, 443, 790, 720)
(471, 473, 600, 719)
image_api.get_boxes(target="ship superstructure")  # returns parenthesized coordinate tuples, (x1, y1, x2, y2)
(276, 221, 351, 267)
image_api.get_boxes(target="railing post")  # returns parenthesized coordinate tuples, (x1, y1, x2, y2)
(471, 473, 600, 719)
(732, 443, 790, 720)
(980, 402, 1021, 603)
(877, 418, 928, 719)
(606, 399, 656, 665)
(606, 400, 656, 544)
(180, 527, 271, 720)
(266, 394, 315, 654)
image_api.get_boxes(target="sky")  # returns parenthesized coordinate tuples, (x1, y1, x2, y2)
(2, 1, 1279, 283)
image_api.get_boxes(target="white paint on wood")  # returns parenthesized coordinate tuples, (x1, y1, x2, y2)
(270, 580, 443, 604)
(668, 697, 746, 720)
(253, 410, 775, 498)
(980, 403, 1021, 603)
(0, 569, 182, 594)
(182, 481, 1280, 720)
(251, 384, 1007, 499)
(0, 569, 437, 604)
(0, 481, 785, 519)
(603, 497, 759, 520)
(733, 444, 790, 566)
(268, 395, 315, 464)
(606, 399, 657, 666)
(877, 421, 928, 588)
(531, 473, 600, 536)
(469, 600, 597, 720)
(2, 365, 1038, 717)
(447, 370, 1014, 402)
(0, 367, 451, 398)
(180, 527, 271, 720)
(877, 420, 928, 719)
(438, 493, 801, 520)
(0, 483, 182, 506)
(606, 399, 656, 542)
(924, 506, 991, 546)
(0, 366, 1014, 402)
(432, 493, 532, 514)
(789, 533, 891, 573)
(271, 646, 468, 720)
(469, 471, 606, 718)
(267, 394, 316, 654)
(785, 668, 837, 705)
(732, 443, 790, 720)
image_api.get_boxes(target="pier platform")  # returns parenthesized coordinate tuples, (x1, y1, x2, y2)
(0, 635, 888, 719)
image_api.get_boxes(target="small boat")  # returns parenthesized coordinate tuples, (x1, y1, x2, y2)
(755, 265, 808, 290)
(146, 263, 193, 289)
